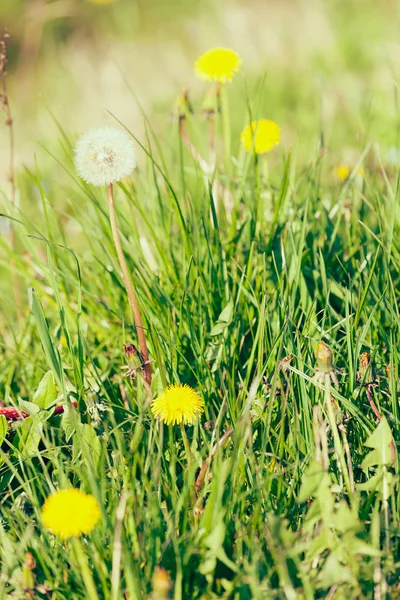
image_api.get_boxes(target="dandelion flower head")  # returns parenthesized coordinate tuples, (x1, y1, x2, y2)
(241, 120, 281, 154)
(335, 164, 363, 182)
(41, 489, 101, 539)
(195, 47, 241, 83)
(151, 384, 204, 426)
(74, 127, 135, 187)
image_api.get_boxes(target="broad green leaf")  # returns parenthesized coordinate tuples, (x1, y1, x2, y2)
(0, 416, 8, 445)
(209, 299, 234, 336)
(18, 400, 40, 416)
(80, 424, 101, 469)
(297, 460, 331, 503)
(306, 528, 335, 561)
(217, 300, 234, 323)
(358, 471, 394, 500)
(150, 368, 164, 397)
(362, 417, 394, 467)
(28, 288, 64, 391)
(348, 538, 381, 557)
(61, 403, 79, 442)
(332, 501, 360, 534)
(33, 371, 57, 409)
(317, 554, 353, 588)
(17, 416, 43, 458)
(209, 322, 229, 337)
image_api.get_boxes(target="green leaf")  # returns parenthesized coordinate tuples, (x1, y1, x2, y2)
(0, 416, 8, 445)
(297, 460, 331, 503)
(209, 322, 228, 337)
(348, 538, 381, 557)
(150, 368, 164, 398)
(28, 288, 64, 391)
(217, 300, 234, 323)
(18, 400, 40, 416)
(80, 424, 101, 469)
(317, 554, 353, 588)
(61, 404, 79, 442)
(17, 416, 43, 458)
(306, 528, 334, 561)
(209, 299, 234, 336)
(332, 501, 360, 534)
(362, 417, 394, 467)
(358, 471, 394, 500)
(33, 371, 57, 409)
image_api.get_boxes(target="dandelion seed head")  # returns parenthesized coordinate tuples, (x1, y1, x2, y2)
(74, 127, 136, 186)
(241, 120, 281, 154)
(151, 384, 204, 426)
(195, 47, 241, 83)
(41, 489, 101, 539)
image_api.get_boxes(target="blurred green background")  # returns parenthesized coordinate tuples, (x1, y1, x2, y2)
(1, 0, 400, 187)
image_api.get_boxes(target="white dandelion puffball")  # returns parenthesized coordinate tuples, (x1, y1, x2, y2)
(74, 127, 136, 186)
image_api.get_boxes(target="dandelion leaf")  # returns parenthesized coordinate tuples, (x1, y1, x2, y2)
(317, 554, 353, 588)
(361, 417, 394, 468)
(297, 460, 331, 503)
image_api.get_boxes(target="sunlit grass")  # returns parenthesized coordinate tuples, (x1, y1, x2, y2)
(1, 4, 400, 597)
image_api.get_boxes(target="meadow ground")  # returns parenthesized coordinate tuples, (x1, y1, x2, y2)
(1, 1, 400, 599)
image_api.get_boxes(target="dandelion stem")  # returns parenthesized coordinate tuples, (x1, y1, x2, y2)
(108, 182, 152, 388)
(324, 381, 353, 504)
(219, 84, 231, 171)
(180, 422, 191, 463)
(71, 537, 99, 600)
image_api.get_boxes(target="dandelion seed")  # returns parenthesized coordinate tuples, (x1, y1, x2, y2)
(194, 47, 241, 83)
(151, 384, 204, 426)
(241, 120, 281, 154)
(41, 489, 101, 539)
(74, 127, 135, 187)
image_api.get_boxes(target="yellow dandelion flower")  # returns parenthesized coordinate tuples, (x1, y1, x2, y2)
(241, 120, 281, 154)
(194, 47, 241, 83)
(151, 384, 204, 426)
(41, 489, 101, 539)
(335, 164, 364, 182)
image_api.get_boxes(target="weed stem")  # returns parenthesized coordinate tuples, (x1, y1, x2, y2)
(108, 182, 152, 389)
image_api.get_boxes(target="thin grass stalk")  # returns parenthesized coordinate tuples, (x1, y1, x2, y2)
(107, 182, 152, 389)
